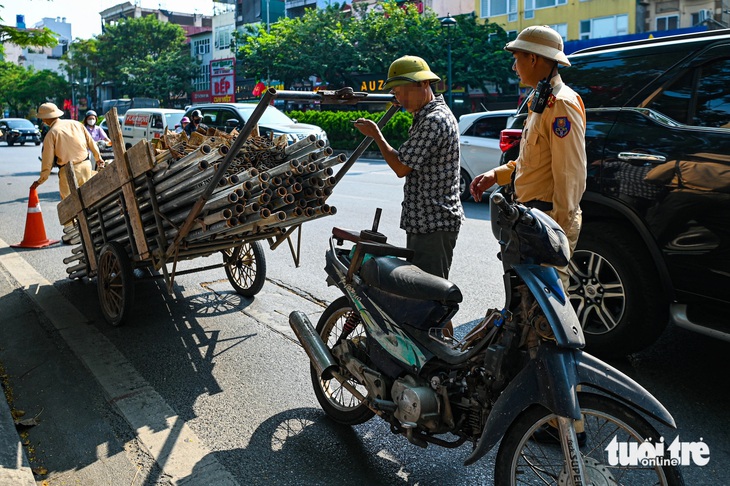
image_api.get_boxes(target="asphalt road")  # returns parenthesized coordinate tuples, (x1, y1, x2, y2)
(0, 143, 728, 485)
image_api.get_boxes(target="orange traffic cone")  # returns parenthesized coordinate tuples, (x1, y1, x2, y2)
(11, 187, 60, 249)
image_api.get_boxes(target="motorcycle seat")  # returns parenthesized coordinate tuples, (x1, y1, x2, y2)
(360, 256, 463, 304)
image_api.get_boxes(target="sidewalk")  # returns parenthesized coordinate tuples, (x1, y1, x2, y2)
(0, 251, 157, 485)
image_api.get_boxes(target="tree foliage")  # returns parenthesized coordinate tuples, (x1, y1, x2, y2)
(0, 61, 68, 116)
(64, 15, 198, 107)
(234, 3, 515, 95)
(0, 3, 58, 54)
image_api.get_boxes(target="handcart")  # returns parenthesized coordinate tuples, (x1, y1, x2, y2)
(57, 88, 397, 325)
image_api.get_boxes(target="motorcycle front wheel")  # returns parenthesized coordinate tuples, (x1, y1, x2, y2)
(495, 392, 684, 485)
(310, 296, 374, 425)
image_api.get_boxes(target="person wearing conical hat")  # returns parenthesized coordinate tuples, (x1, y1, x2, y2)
(31, 102, 104, 201)
(470, 25, 587, 287)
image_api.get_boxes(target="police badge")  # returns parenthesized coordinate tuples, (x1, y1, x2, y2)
(552, 116, 571, 138)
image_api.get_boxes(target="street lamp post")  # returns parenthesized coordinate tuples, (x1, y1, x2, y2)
(440, 14, 457, 110)
(72, 81, 79, 120)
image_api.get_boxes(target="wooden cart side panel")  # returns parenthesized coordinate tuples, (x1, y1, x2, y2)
(105, 107, 150, 260)
(57, 179, 82, 225)
(126, 139, 155, 178)
(79, 162, 124, 210)
(63, 162, 97, 271)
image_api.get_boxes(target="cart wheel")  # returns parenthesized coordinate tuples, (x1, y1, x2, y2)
(223, 241, 267, 297)
(97, 241, 135, 326)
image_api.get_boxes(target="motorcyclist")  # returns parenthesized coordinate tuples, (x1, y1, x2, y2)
(184, 109, 205, 136)
(83, 110, 110, 143)
(83, 110, 111, 169)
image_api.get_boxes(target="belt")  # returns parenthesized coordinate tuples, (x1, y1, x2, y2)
(58, 156, 90, 167)
(522, 200, 553, 211)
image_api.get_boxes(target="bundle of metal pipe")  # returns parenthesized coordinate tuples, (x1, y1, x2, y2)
(63, 130, 342, 278)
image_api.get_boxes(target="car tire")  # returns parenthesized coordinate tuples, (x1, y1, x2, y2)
(459, 169, 472, 201)
(568, 222, 669, 357)
(7, 140, 13, 146)
(35, 142, 41, 146)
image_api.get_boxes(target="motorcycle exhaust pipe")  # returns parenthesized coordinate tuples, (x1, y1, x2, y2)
(289, 311, 337, 380)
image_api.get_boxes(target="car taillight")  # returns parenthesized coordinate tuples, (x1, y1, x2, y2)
(499, 129, 522, 152)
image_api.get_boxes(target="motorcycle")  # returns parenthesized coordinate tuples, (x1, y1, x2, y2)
(96, 139, 115, 167)
(289, 189, 684, 485)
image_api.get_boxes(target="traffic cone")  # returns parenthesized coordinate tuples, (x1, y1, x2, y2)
(11, 187, 60, 249)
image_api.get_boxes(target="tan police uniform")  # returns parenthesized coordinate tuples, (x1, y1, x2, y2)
(38, 119, 102, 199)
(494, 74, 587, 253)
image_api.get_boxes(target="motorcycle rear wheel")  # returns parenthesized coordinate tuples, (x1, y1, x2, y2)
(495, 392, 684, 485)
(311, 296, 374, 425)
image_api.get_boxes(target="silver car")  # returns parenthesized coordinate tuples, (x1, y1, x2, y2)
(458, 109, 516, 200)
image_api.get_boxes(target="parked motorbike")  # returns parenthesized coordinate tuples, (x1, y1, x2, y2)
(290, 189, 684, 485)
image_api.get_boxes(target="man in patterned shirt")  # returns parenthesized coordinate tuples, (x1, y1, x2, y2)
(354, 55, 464, 283)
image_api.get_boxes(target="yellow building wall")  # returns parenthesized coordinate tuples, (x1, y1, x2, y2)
(479, 0, 636, 40)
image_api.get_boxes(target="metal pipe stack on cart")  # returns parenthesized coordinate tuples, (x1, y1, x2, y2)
(56, 88, 397, 325)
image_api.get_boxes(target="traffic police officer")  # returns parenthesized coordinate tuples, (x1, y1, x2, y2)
(470, 25, 587, 287)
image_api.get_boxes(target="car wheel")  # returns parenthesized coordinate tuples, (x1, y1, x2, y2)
(567, 223, 669, 357)
(35, 142, 41, 146)
(459, 169, 472, 201)
(7, 140, 13, 146)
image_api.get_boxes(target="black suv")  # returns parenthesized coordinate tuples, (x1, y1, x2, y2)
(501, 30, 730, 356)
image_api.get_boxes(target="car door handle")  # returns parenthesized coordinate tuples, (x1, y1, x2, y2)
(618, 152, 667, 164)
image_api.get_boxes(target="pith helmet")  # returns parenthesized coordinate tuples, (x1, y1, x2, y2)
(38, 102, 64, 119)
(383, 55, 441, 90)
(505, 25, 571, 66)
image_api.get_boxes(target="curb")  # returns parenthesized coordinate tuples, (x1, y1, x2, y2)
(0, 380, 35, 486)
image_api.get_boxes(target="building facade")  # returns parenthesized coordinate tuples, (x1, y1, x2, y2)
(478, 0, 728, 46)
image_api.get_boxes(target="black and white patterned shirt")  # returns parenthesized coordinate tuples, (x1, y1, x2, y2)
(398, 95, 464, 234)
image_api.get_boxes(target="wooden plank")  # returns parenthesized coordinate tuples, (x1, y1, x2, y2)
(121, 154, 149, 260)
(104, 107, 126, 164)
(103, 107, 150, 259)
(63, 163, 96, 271)
(127, 139, 155, 178)
(77, 210, 97, 272)
(57, 184, 82, 226)
(79, 161, 125, 209)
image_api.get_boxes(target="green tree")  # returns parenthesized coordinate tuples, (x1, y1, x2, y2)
(0, 61, 68, 116)
(65, 15, 198, 105)
(0, 3, 58, 54)
(64, 39, 102, 110)
(234, 3, 515, 97)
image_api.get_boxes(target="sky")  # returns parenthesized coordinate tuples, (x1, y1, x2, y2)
(2, 0, 219, 40)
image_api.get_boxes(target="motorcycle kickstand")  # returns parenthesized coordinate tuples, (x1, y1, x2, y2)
(556, 416, 588, 486)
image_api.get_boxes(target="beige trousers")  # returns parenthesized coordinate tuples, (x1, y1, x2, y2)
(58, 159, 94, 200)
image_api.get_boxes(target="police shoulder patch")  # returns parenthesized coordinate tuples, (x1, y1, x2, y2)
(552, 116, 571, 138)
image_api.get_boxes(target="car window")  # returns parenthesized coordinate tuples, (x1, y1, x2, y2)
(464, 116, 507, 139)
(151, 114, 164, 129)
(165, 112, 184, 128)
(566, 54, 683, 108)
(646, 58, 730, 129)
(7, 119, 35, 129)
(199, 109, 218, 126)
(218, 109, 240, 127)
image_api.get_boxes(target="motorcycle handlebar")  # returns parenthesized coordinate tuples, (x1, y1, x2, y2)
(492, 192, 535, 226)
